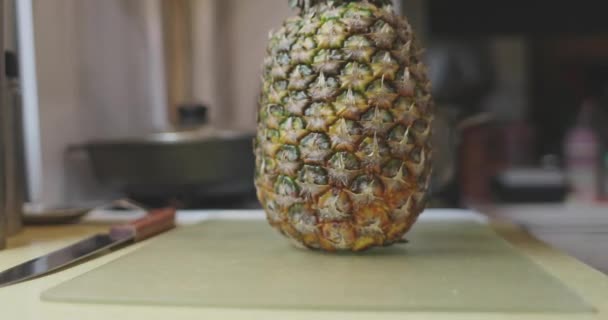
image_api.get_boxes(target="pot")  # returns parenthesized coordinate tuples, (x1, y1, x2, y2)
(72, 127, 255, 208)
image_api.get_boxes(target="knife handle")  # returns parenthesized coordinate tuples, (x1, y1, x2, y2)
(110, 208, 177, 242)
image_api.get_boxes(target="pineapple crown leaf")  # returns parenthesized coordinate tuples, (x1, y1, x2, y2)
(289, 0, 393, 11)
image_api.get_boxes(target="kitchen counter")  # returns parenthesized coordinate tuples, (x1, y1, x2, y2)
(1, 210, 607, 320)
(486, 203, 608, 274)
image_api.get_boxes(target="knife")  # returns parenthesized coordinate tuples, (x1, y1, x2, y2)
(0, 207, 176, 288)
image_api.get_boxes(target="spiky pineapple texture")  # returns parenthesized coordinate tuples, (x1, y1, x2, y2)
(255, 0, 434, 252)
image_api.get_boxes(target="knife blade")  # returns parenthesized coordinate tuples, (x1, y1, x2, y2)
(0, 207, 176, 288)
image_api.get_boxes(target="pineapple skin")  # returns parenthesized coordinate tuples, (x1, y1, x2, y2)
(255, 1, 434, 252)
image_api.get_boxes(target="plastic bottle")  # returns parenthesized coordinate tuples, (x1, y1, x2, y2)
(564, 101, 601, 202)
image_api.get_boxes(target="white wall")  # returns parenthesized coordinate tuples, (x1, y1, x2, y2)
(191, 0, 291, 130)
(223, 0, 291, 130)
(30, 0, 167, 205)
(32, 0, 85, 204)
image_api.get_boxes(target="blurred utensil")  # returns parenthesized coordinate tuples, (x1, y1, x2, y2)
(68, 107, 255, 208)
(0, 207, 176, 288)
(2, 51, 26, 236)
(23, 207, 90, 225)
(22, 199, 148, 225)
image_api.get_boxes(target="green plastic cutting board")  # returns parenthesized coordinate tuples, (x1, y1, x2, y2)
(42, 220, 593, 312)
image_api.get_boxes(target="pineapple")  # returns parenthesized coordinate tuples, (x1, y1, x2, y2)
(255, 0, 433, 251)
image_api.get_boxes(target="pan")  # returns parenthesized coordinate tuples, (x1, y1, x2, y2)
(70, 127, 255, 208)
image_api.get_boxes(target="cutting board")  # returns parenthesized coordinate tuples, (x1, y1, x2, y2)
(42, 217, 593, 312)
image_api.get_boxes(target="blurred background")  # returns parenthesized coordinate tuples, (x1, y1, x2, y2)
(2, 1, 607, 269)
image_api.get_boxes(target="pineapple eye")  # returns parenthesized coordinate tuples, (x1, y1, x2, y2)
(304, 102, 333, 116)
(265, 129, 280, 142)
(303, 102, 337, 131)
(298, 165, 329, 185)
(416, 94, 433, 112)
(350, 175, 383, 195)
(284, 17, 302, 35)
(394, 68, 416, 97)
(312, 49, 343, 75)
(297, 65, 314, 76)
(314, 49, 342, 63)
(360, 107, 395, 135)
(293, 91, 309, 100)
(309, 74, 340, 101)
(315, 20, 347, 49)
(279, 116, 308, 144)
(280, 116, 306, 131)
(263, 157, 277, 174)
(321, 222, 356, 249)
(394, 97, 414, 109)
(387, 125, 415, 158)
(342, 62, 372, 76)
(276, 52, 291, 65)
(268, 104, 285, 117)
(284, 91, 310, 115)
(295, 36, 316, 50)
(288, 203, 314, 218)
(327, 118, 362, 151)
(263, 104, 287, 129)
(324, 76, 339, 88)
(318, 189, 353, 222)
(334, 90, 367, 119)
(275, 175, 300, 197)
(410, 62, 429, 81)
(344, 35, 371, 48)
(361, 107, 394, 123)
(343, 6, 373, 19)
(412, 120, 429, 133)
(329, 152, 360, 170)
(342, 37, 376, 63)
(356, 135, 389, 171)
(265, 200, 282, 223)
(410, 148, 422, 163)
(320, 4, 345, 20)
(382, 159, 406, 178)
(276, 35, 295, 53)
(288, 204, 318, 233)
(369, 20, 397, 49)
(276, 145, 300, 162)
(274, 81, 289, 91)
(371, 51, 392, 63)
(297, 19, 322, 36)
(339, 62, 374, 92)
(388, 125, 409, 141)
(300, 132, 332, 162)
(276, 144, 303, 176)
(371, 51, 400, 80)
(366, 79, 398, 109)
(342, 7, 374, 32)
(289, 65, 316, 90)
(392, 97, 417, 123)
(291, 37, 318, 64)
(301, 132, 330, 149)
